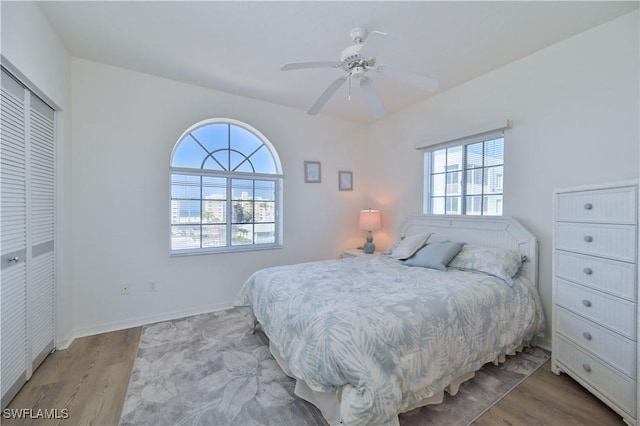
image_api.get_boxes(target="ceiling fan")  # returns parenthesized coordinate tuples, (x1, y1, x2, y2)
(281, 27, 439, 119)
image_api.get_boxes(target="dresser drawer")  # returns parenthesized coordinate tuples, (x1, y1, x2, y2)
(555, 251, 637, 301)
(555, 279, 636, 338)
(556, 223, 637, 262)
(556, 307, 636, 378)
(555, 335, 636, 417)
(557, 187, 637, 224)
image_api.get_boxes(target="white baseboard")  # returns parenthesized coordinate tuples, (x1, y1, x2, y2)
(66, 302, 234, 347)
(56, 331, 75, 350)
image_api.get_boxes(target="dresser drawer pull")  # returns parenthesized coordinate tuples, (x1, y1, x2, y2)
(583, 267, 593, 275)
(582, 299, 592, 307)
(583, 235, 593, 243)
(582, 332, 592, 340)
(583, 203, 593, 210)
(582, 363, 592, 373)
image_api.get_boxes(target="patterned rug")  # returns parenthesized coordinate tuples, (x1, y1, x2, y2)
(119, 308, 549, 426)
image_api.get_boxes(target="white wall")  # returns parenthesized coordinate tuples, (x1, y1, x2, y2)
(366, 11, 639, 349)
(70, 59, 367, 337)
(1, 1, 74, 348)
(3, 3, 637, 350)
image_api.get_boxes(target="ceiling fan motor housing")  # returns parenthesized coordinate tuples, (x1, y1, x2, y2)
(340, 44, 375, 73)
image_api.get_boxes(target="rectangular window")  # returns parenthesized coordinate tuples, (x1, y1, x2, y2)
(424, 135, 504, 216)
(171, 173, 277, 253)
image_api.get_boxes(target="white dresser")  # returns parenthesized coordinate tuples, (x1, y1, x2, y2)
(552, 180, 639, 425)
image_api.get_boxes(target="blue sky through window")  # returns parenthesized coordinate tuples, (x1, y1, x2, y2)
(172, 123, 277, 174)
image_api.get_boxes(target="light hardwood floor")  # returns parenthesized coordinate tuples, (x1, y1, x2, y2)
(474, 361, 625, 426)
(4, 327, 140, 426)
(4, 327, 626, 426)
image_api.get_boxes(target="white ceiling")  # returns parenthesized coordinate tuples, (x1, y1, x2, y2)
(37, 1, 638, 124)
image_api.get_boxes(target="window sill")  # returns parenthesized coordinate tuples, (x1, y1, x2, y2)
(170, 244, 283, 257)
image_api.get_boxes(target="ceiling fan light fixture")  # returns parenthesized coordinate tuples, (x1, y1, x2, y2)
(351, 66, 366, 79)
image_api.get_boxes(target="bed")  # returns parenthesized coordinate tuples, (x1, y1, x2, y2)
(234, 215, 545, 426)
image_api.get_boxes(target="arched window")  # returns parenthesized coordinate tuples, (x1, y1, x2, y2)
(170, 119, 283, 254)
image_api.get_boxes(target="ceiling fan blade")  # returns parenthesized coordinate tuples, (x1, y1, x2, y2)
(359, 30, 389, 58)
(360, 77, 386, 119)
(377, 65, 439, 92)
(281, 61, 341, 71)
(307, 76, 347, 115)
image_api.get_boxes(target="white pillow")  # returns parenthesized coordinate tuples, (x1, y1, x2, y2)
(447, 245, 524, 286)
(390, 232, 432, 260)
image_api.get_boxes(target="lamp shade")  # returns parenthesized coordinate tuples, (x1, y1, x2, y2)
(359, 209, 381, 231)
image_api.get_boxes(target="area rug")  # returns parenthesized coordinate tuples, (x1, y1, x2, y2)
(119, 308, 549, 426)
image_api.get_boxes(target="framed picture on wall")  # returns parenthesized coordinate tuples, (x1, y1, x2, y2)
(338, 171, 353, 191)
(304, 161, 321, 183)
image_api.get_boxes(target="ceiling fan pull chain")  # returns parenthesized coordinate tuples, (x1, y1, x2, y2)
(348, 74, 352, 101)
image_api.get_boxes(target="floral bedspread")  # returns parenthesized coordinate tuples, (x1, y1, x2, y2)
(234, 255, 545, 426)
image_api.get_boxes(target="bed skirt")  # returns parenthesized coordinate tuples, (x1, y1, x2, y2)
(268, 339, 530, 426)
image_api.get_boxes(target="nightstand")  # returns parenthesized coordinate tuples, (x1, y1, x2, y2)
(341, 249, 379, 258)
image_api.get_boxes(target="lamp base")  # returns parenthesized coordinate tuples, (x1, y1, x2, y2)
(363, 231, 375, 254)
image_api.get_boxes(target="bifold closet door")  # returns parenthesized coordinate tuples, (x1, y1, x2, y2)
(0, 68, 55, 408)
(1, 69, 29, 408)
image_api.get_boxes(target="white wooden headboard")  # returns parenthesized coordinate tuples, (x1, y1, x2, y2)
(399, 215, 538, 287)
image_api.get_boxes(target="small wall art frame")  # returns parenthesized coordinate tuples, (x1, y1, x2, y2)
(338, 171, 353, 191)
(304, 161, 321, 183)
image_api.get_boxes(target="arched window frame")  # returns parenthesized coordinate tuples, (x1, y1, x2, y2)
(170, 118, 283, 255)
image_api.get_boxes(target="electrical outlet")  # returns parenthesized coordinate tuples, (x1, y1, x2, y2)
(120, 283, 131, 295)
(148, 281, 157, 292)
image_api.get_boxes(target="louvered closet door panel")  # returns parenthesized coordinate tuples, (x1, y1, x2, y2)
(29, 251, 54, 365)
(28, 94, 55, 366)
(29, 96, 54, 246)
(1, 263, 27, 407)
(0, 70, 28, 408)
(1, 79, 27, 254)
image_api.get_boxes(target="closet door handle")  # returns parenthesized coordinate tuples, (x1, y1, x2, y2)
(582, 364, 592, 373)
(583, 267, 593, 275)
(583, 332, 592, 341)
(7, 257, 19, 263)
(582, 299, 592, 307)
(584, 236, 593, 243)
(584, 203, 593, 210)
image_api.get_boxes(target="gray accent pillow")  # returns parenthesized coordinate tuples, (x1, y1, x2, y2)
(404, 241, 465, 270)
